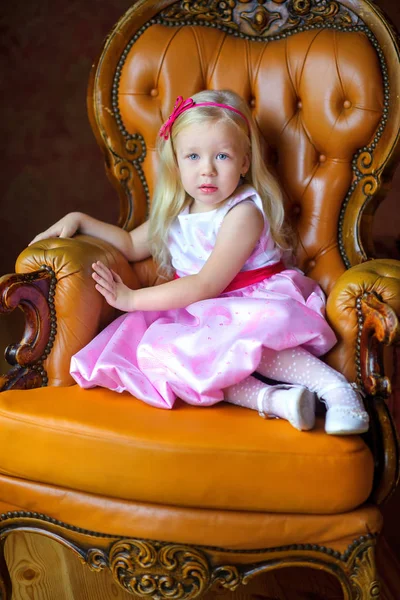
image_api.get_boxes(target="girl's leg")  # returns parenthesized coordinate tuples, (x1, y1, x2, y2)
(224, 375, 315, 431)
(255, 347, 369, 435)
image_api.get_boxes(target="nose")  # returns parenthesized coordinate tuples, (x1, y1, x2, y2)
(201, 157, 216, 177)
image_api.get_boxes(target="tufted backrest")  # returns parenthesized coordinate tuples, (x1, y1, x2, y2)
(88, 0, 400, 295)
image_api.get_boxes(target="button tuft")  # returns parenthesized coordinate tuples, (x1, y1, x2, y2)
(292, 204, 301, 216)
(150, 89, 158, 97)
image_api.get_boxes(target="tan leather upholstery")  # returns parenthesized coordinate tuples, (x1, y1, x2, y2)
(118, 26, 383, 293)
(327, 259, 400, 378)
(0, 474, 382, 552)
(0, 385, 373, 514)
(16, 236, 138, 385)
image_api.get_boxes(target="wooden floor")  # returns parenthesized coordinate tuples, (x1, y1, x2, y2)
(4, 532, 400, 600)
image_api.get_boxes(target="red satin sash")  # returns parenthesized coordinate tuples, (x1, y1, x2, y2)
(174, 260, 285, 294)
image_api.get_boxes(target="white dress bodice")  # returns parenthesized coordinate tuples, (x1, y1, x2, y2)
(168, 184, 282, 277)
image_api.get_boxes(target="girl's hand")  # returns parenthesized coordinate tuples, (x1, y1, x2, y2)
(92, 261, 134, 311)
(29, 213, 81, 245)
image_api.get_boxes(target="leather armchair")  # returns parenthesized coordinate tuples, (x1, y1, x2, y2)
(1, 1, 399, 598)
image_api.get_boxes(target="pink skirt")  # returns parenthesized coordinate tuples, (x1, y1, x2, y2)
(70, 269, 337, 408)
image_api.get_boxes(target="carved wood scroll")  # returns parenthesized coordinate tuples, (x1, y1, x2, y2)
(0, 266, 57, 390)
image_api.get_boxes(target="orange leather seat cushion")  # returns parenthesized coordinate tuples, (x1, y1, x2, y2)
(0, 476, 383, 552)
(0, 385, 373, 514)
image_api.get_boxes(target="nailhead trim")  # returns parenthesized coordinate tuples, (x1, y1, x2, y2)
(355, 296, 364, 387)
(32, 265, 58, 387)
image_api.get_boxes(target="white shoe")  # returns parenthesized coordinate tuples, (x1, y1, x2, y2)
(257, 384, 316, 431)
(319, 383, 369, 435)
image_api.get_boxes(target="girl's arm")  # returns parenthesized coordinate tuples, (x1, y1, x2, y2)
(92, 202, 264, 312)
(30, 212, 151, 262)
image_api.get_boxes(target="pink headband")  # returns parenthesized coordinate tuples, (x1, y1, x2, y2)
(159, 96, 250, 140)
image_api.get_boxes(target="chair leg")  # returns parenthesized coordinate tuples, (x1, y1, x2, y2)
(0, 539, 12, 600)
(349, 543, 380, 599)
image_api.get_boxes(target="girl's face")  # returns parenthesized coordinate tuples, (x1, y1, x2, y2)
(174, 119, 250, 213)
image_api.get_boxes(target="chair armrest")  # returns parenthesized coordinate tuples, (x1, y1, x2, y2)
(327, 259, 400, 504)
(0, 235, 139, 390)
(326, 258, 400, 396)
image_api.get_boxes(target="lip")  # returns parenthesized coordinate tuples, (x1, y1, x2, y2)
(199, 185, 218, 193)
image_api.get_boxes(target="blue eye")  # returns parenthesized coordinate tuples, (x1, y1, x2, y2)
(216, 153, 228, 160)
(188, 153, 199, 160)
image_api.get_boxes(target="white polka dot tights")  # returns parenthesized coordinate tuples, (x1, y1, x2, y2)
(224, 346, 366, 420)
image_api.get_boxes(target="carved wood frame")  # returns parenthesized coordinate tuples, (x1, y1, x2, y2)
(0, 513, 381, 599)
(0, 266, 56, 390)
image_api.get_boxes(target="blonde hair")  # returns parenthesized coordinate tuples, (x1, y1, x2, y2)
(149, 89, 289, 275)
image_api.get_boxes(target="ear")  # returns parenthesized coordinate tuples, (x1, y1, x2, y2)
(241, 153, 250, 176)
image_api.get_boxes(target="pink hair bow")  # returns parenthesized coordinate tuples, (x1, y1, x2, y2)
(159, 96, 195, 140)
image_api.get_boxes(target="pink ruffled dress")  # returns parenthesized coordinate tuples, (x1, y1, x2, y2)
(70, 185, 337, 408)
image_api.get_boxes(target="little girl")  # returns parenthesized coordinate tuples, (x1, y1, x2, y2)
(31, 89, 369, 435)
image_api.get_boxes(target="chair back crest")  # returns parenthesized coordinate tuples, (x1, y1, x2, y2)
(88, 0, 400, 293)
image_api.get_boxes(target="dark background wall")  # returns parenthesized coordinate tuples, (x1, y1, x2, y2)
(0, 0, 134, 274)
(0, 0, 399, 274)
